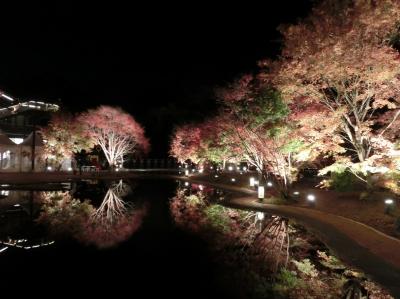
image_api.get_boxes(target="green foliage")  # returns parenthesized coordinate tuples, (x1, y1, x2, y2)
(293, 259, 319, 278)
(234, 88, 289, 129)
(276, 268, 299, 289)
(280, 138, 304, 154)
(317, 251, 345, 270)
(319, 163, 362, 191)
(273, 268, 301, 298)
(204, 205, 232, 233)
(379, 171, 400, 195)
(185, 194, 204, 206)
(330, 170, 358, 192)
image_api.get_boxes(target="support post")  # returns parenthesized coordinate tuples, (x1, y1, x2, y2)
(31, 125, 36, 172)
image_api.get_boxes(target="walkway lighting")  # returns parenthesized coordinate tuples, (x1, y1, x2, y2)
(385, 199, 394, 205)
(250, 177, 255, 187)
(384, 198, 395, 214)
(214, 174, 219, 178)
(231, 178, 236, 182)
(258, 186, 265, 200)
(307, 194, 315, 207)
(293, 191, 300, 196)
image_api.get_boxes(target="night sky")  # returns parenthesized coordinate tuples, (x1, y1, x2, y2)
(0, 1, 312, 157)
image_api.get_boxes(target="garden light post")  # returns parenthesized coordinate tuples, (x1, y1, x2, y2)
(307, 194, 315, 207)
(258, 185, 265, 201)
(384, 199, 394, 214)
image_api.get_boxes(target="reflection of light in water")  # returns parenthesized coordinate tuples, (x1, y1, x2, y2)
(171, 187, 290, 271)
(0, 190, 9, 196)
(36, 181, 144, 249)
(85, 180, 145, 248)
(0, 246, 8, 253)
(0, 239, 55, 250)
(92, 180, 130, 226)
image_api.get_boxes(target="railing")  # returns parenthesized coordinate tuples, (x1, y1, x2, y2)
(128, 159, 181, 169)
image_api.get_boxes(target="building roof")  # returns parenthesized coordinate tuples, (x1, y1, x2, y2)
(0, 132, 17, 146)
(21, 132, 44, 146)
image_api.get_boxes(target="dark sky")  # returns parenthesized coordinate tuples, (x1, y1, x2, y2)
(0, 1, 313, 157)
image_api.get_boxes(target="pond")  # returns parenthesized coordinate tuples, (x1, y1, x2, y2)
(0, 179, 393, 298)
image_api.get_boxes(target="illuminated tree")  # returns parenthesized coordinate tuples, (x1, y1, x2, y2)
(218, 75, 304, 196)
(198, 117, 241, 169)
(78, 106, 150, 169)
(40, 113, 94, 170)
(259, 0, 400, 186)
(169, 124, 202, 164)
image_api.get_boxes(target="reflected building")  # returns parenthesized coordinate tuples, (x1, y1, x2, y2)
(0, 190, 55, 254)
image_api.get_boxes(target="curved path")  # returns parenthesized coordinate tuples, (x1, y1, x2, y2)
(183, 177, 400, 298)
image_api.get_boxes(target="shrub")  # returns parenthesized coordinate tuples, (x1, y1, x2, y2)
(293, 259, 319, 278)
(273, 268, 299, 298)
(330, 171, 358, 192)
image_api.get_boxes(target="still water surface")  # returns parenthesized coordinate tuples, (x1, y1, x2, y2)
(0, 180, 226, 297)
(0, 179, 391, 298)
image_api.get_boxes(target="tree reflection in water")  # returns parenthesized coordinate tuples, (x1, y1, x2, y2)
(170, 185, 393, 299)
(170, 187, 289, 273)
(86, 180, 146, 248)
(37, 180, 146, 249)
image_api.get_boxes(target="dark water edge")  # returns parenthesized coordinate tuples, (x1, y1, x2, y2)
(0, 180, 231, 298)
(0, 179, 395, 298)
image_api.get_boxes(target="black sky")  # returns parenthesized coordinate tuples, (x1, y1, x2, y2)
(0, 1, 313, 157)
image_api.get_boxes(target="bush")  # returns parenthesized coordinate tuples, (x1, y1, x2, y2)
(293, 259, 319, 278)
(204, 205, 232, 233)
(273, 268, 299, 298)
(330, 171, 358, 192)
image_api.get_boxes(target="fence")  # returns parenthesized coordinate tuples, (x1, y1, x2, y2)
(127, 159, 180, 169)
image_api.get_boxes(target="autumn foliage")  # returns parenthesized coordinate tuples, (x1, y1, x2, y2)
(78, 106, 150, 168)
(40, 113, 94, 169)
(170, 0, 400, 195)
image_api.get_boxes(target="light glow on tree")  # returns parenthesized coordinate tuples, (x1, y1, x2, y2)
(78, 106, 150, 168)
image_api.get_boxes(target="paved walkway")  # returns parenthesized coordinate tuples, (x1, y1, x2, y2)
(182, 177, 400, 298)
